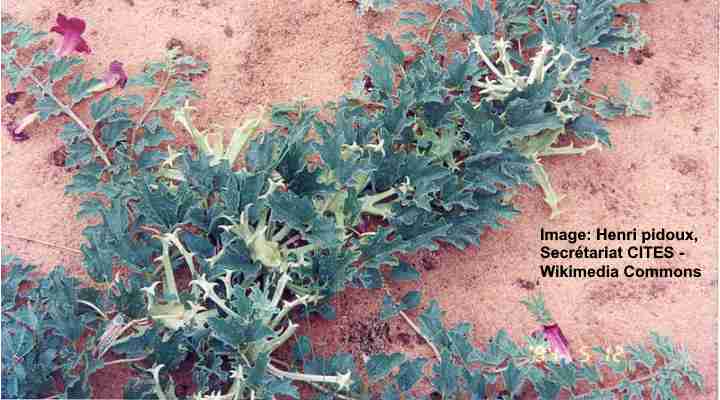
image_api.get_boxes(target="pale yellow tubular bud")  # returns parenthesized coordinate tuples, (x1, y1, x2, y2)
(528, 41, 554, 85)
(225, 117, 261, 165)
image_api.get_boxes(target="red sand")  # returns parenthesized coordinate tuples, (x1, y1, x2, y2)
(2, 1, 717, 398)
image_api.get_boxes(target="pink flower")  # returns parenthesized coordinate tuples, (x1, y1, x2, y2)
(50, 14, 91, 58)
(543, 323, 572, 363)
(6, 112, 39, 142)
(104, 61, 128, 88)
(89, 61, 128, 93)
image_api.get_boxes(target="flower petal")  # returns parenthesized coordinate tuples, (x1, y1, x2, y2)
(105, 61, 127, 88)
(50, 14, 91, 57)
(543, 323, 572, 363)
(5, 92, 23, 105)
(74, 36, 91, 54)
(54, 13, 86, 35)
(6, 123, 30, 142)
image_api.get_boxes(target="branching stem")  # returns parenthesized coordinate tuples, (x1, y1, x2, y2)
(130, 71, 171, 152)
(425, 9, 446, 44)
(585, 88, 610, 101)
(104, 356, 147, 366)
(384, 288, 441, 360)
(2, 48, 113, 166)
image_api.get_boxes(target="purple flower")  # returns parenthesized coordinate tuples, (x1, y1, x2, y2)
(50, 14, 91, 58)
(89, 61, 128, 94)
(6, 112, 39, 142)
(5, 92, 23, 105)
(105, 61, 128, 88)
(543, 323, 572, 363)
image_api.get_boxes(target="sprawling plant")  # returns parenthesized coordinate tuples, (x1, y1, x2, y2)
(0, 1, 704, 399)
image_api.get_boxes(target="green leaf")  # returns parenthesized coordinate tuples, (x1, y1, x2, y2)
(65, 141, 95, 168)
(570, 114, 611, 146)
(547, 362, 576, 389)
(367, 57, 394, 95)
(618, 379, 644, 399)
(396, 357, 427, 391)
(67, 74, 103, 104)
(126, 71, 157, 88)
(2, 56, 30, 90)
(366, 352, 405, 383)
(265, 378, 300, 398)
(35, 95, 63, 120)
(521, 292, 553, 326)
(11, 25, 46, 48)
(58, 122, 86, 145)
(81, 238, 114, 282)
(13, 305, 40, 331)
(247, 352, 269, 386)
(619, 81, 652, 116)
(268, 191, 317, 231)
(90, 94, 117, 122)
(381, 385, 401, 400)
(65, 161, 104, 194)
(3, 322, 34, 359)
(358, 227, 407, 270)
(101, 118, 133, 147)
(368, 34, 405, 67)
(30, 50, 52, 67)
(399, 290, 421, 310)
(431, 350, 458, 397)
(626, 344, 656, 370)
(464, 0, 496, 36)
(503, 360, 525, 396)
(649, 332, 675, 361)
(155, 79, 199, 110)
(292, 336, 312, 364)
(207, 317, 273, 348)
(534, 379, 562, 400)
(577, 364, 602, 384)
(390, 261, 420, 281)
(379, 294, 400, 321)
(49, 57, 83, 83)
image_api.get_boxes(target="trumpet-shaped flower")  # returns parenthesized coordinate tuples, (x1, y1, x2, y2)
(6, 112, 39, 142)
(50, 14, 91, 58)
(89, 61, 128, 93)
(5, 92, 22, 105)
(542, 323, 572, 363)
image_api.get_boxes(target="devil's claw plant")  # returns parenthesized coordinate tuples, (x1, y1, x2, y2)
(0, 1, 704, 399)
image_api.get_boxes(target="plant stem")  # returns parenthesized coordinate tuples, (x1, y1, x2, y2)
(130, 71, 171, 152)
(384, 288, 441, 360)
(104, 356, 147, 366)
(6, 53, 113, 166)
(585, 88, 610, 101)
(272, 224, 292, 243)
(481, 358, 530, 374)
(2, 231, 82, 254)
(425, 9, 446, 44)
(399, 307, 442, 359)
(77, 300, 109, 320)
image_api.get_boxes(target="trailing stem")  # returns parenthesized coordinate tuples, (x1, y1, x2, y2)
(3, 46, 112, 166)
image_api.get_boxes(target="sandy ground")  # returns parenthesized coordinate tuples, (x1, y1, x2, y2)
(1, 0, 717, 399)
